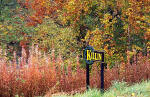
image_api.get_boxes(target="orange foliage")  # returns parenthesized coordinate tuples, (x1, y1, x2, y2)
(18, 0, 65, 26)
(0, 46, 149, 96)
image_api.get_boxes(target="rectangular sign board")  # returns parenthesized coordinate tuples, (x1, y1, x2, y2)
(83, 46, 104, 64)
(86, 50, 104, 62)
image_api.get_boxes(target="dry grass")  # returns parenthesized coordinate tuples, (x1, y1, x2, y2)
(0, 46, 149, 97)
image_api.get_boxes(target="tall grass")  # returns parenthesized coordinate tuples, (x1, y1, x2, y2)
(0, 45, 149, 97)
(54, 80, 150, 97)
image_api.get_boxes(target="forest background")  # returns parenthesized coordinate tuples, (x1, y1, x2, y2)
(0, 0, 150, 65)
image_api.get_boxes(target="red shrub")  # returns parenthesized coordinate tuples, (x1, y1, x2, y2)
(0, 46, 149, 96)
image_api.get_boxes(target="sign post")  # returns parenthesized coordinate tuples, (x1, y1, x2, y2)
(101, 62, 104, 92)
(83, 46, 106, 92)
(101, 52, 105, 93)
(86, 63, 90, 90)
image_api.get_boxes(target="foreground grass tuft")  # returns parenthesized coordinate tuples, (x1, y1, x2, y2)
(53, 80, 150, 97)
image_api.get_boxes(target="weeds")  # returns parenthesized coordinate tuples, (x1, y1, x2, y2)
(0, 46, 149, 97)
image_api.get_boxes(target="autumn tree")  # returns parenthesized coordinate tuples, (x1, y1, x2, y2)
(14, 0, 150, 66)
(0, 2, 34, 61)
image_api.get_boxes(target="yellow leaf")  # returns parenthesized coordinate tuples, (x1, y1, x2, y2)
(133, 45, 142, 51)
(0, 25, 3, 28)
(4, 32, 8, 34)
(128, 51, 135, 58)
(131, 93, 135, 96)
(147, 29, 150, 32)
(7, 26, 13, 30)
(44, 16, 49, 19)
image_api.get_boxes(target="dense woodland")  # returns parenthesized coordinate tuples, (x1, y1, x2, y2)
(0, 0, 150, 65)
(0, 0, 150, 96)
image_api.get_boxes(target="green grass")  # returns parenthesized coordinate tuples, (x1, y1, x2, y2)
(53, 80, 150, 97)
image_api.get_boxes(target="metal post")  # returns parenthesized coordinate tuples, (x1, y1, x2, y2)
(101, 52, 104, 93)
(86, 63, 90, 90)
(101, 62, 104, 93)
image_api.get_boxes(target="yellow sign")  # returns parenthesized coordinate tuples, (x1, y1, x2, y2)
(83, 45, 104, 64)
(86, 50, 102, 61)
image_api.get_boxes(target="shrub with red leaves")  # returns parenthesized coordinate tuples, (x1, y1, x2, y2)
(0, 46, 149, 97)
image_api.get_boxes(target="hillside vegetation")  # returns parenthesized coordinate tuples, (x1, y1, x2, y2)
(0, 0, 150, 97)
